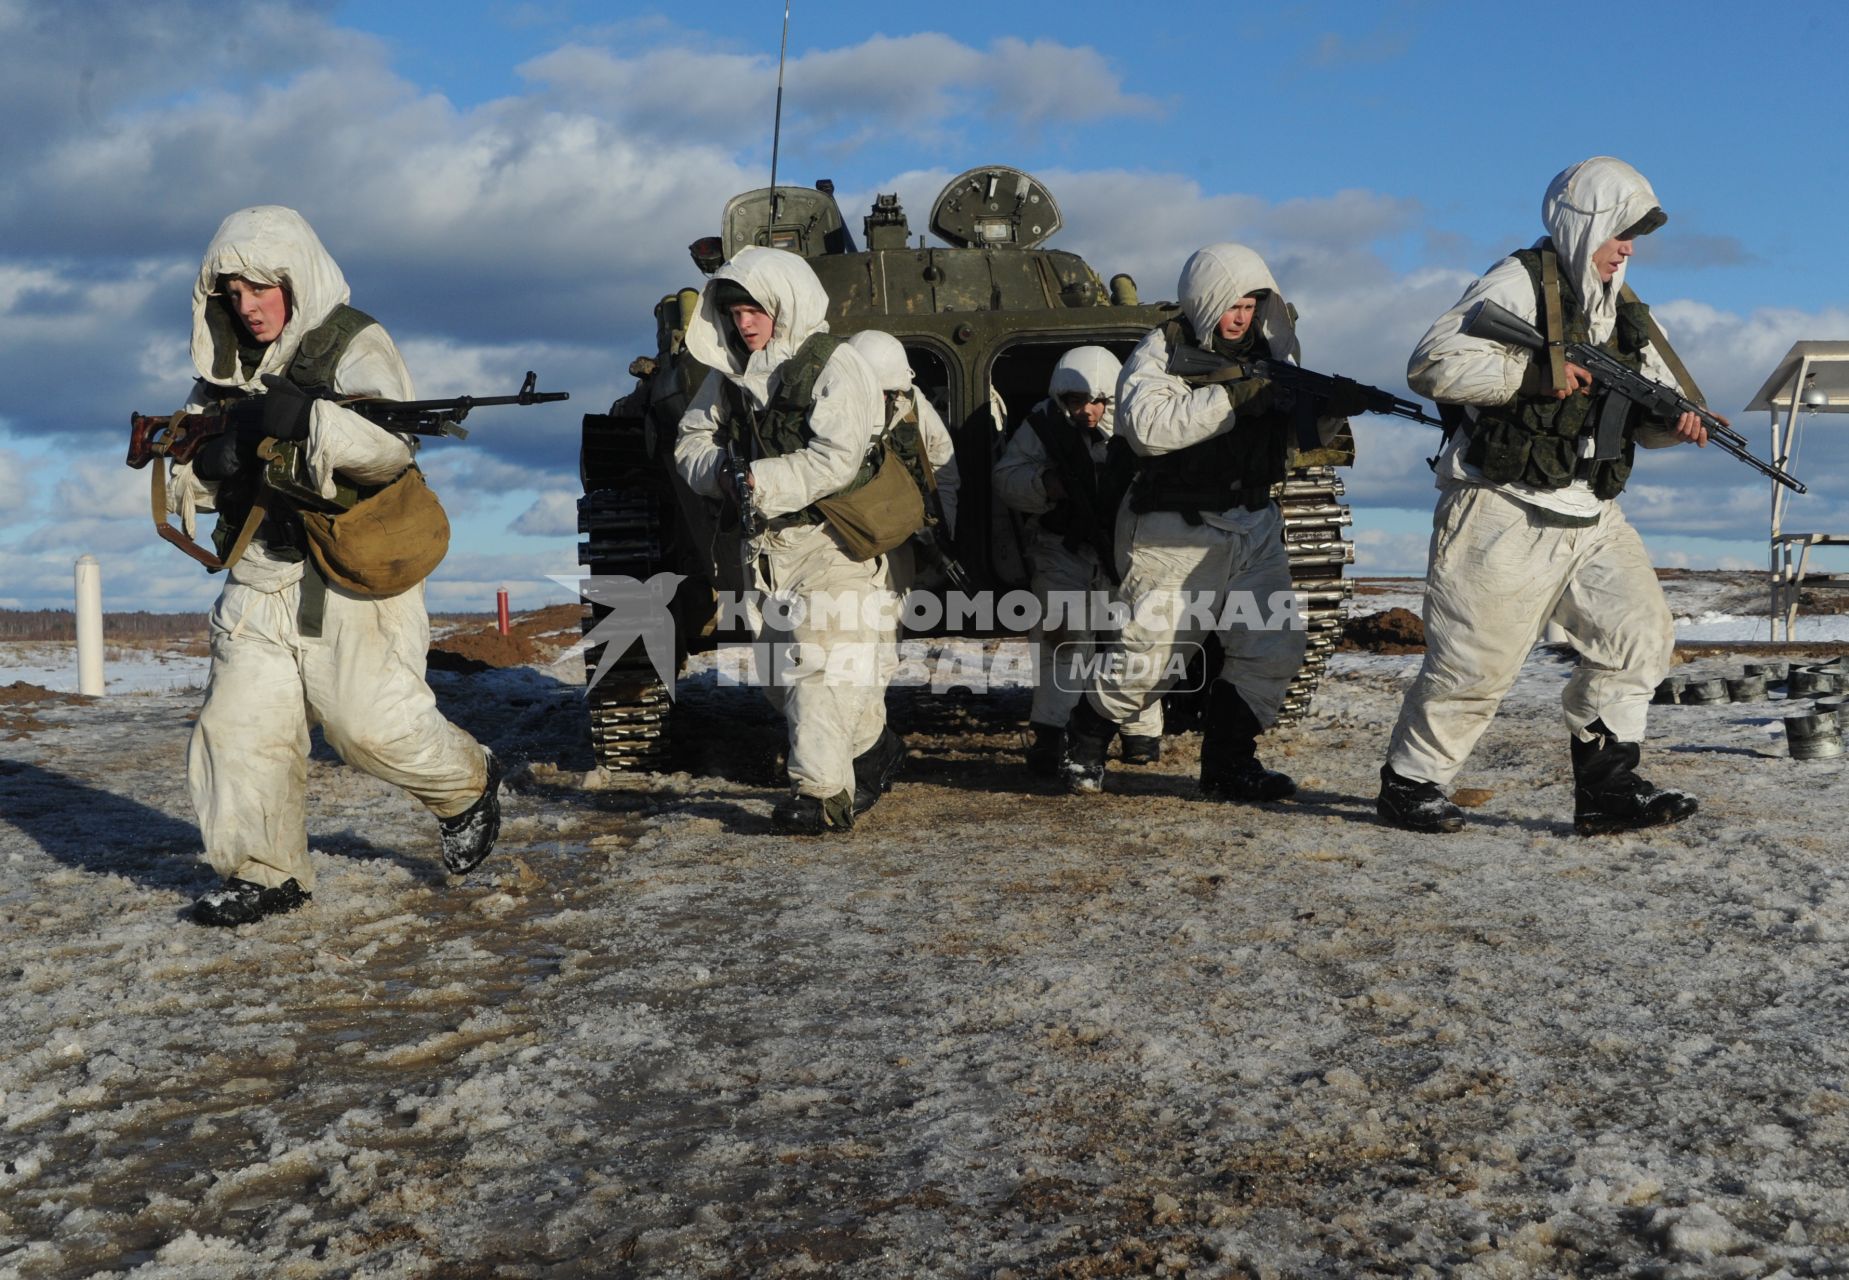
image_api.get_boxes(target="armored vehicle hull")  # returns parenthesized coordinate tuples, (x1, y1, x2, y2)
(579, 168, 1354, 770)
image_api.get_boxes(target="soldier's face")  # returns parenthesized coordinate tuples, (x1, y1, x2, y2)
(225, 278, 290, 344)
(1216, 296, 1259, 341)
(1059, 392, 1108, 429)
(729, 303, 775, 352)
(1592, 235, 1635, 283)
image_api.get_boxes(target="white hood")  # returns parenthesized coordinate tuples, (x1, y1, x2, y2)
(1048, 345, 1122, 435)
(844, 329, 914, 391)
(1176, 243, 1299, 362)
(1540, 156, 1663, 331)
(191, 205, 351, 391)
(684, 246, 833, 406)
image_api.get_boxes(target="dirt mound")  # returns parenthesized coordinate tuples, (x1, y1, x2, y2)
(1, 682, 91, 741)
(0, 682, 90, 705)
(429, 603, 585, 670)
(1340, 607, 1425, 653)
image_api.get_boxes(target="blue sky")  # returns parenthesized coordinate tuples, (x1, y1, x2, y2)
(2, 0, 1846, 611)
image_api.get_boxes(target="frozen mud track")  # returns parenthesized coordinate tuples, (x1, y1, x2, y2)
(3, 638, 1849, 1276)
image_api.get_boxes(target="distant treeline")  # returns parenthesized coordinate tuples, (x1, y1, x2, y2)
(0, 610, 209, 641)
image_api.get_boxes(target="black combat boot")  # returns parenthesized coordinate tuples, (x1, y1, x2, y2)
(1376, 765, 1466, 833)
(1061, 700, 1117, 795)
(852, 728, 907, 815)
(193, 877, 310, 927)
(1118, 733, 1162, 766)
(772, 788, 856, 834)
(1198, 682, 1295, 802)
(1023, 722, 1066, 777)
(1571, 719, 1698, 836)
(440, 749, 503, 875)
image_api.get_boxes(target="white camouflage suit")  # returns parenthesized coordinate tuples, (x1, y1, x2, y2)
(992, 347, 1162, 735)
(170, 206, 489, 892)
(1082, 245, 1308, 729)
(675, 248, 897, 809)
(1385, 157, 1689, 788)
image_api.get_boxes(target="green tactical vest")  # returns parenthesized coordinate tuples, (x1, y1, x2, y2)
(1462, 247, 1654, 499)
(717, 333, 881, 529)
(1128, 317, 1289, 517)
(209, 304, 379, 563)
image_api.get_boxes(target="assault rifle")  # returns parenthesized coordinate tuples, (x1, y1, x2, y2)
(126, 371, 569, 569)
(126, 371, 569, 471)
(1464, 299, 1805, 494)
(1166, 345, 1443, 449)
(912, 515, 974, 594)
(719, 453, 762, 540)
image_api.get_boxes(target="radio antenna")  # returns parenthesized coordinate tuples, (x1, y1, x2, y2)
(769, 0, 792, 222)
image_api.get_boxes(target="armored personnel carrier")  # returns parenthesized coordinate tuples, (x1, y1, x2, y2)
(578, 166, 1355, 770)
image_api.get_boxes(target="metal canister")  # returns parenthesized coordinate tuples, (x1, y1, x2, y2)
(1788, 666, 1843, 697)
(1786, 711, 1845, 760)
(1652, 677, 1683, 705)
(1681, 677, 1730, 704)
(1725, 673, 1768, 702)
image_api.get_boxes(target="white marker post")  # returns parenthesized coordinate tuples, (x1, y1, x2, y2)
(75, 554, 105, 696)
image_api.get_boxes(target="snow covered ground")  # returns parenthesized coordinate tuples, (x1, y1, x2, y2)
(3, 575, 1848, 1277)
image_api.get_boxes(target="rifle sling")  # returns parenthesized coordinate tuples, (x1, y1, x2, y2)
(1620, 281, 1706, 406)
(147, 425, 272, 574)
(1539, 248, 1568, 395)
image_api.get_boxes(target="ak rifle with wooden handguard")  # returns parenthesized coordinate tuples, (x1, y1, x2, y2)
(126, 370, 569, 471)
(1463, 298, 1805, 495)
(1165, 344, 1443, 450)
(126, 371, 569, 569)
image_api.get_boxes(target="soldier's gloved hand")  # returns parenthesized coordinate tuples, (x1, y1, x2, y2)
(253, 375, 316, 441)
(1322, 377, 1374, 420)
(192, 425, 258, 481)
(1224, 375, 1275, 415)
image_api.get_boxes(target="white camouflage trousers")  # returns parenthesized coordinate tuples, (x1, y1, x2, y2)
(1024, 528, 1162, 735)
(1385, 485, 1676, 788)
(748, 523, 898, 802)
(1085, 505, 1307, 728)
(189, 577, 490, 891)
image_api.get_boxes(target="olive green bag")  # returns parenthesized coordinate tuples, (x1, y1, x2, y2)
(255, 440, 450, 596)
(297, 466, 450, 596)
(814, 440, 925, 561)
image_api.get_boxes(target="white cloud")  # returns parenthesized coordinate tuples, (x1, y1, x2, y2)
(510, 491, 579, 538)
(54, 457, 152, 521)
(0, 447, 39, 527)
(518, 32, 1159, 152)
(1352, 528, 1430, 579)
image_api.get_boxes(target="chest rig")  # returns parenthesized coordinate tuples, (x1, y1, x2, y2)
(1461, 246, 1653, 499)
(206, 304, 379, 563)
(1128, 317, 1289, 519)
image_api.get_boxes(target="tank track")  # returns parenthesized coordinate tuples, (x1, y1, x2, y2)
(1273, 465, 1354, 726)
(579, 409, 675, 772)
